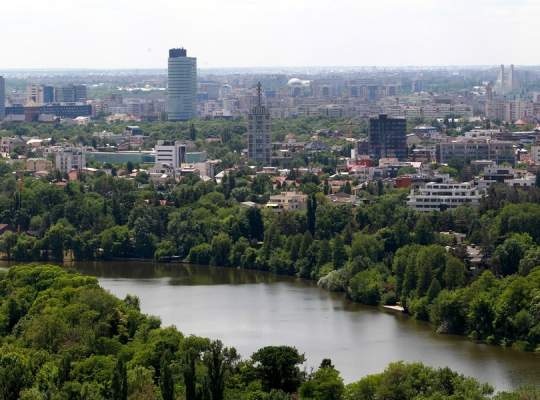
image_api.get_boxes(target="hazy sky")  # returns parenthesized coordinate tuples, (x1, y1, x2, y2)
(2, 0, 538, 69)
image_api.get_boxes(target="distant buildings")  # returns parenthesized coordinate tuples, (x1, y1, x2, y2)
(56, 84, 87, 103)
(495, 64, 519, 95)
(55, 147, 86, 173)
(5, 104, 92, 120)
(0, 76, 4, 120)
(167, 48, 197, 121)
(407, 180, 482, 212)
(155, 140, 186, 168)
(247, 83, 272, 165)
(26, 84, 56, 105)
(369, 114, 407, 161)
(266, 191, 307, 212)
(436, 138, 515, 165)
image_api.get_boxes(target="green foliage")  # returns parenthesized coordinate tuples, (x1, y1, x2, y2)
(251, 346, 306, 393)
(344, 362, 494, 400)
(0, 263, 536, 399)
(299, 363, 344, 400)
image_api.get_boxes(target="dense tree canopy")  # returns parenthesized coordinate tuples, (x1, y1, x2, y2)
(0, 265, 537, 400)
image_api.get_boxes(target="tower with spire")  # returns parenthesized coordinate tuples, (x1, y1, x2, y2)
(247, 82, 271, 165)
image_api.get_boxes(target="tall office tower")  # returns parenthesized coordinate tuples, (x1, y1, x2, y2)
(368, 114, 407, 161)
(247, 82, 271, 165)
(167, 48, 197, 121)
(496, 64, 519, 95)
(0, 76, 4, 120)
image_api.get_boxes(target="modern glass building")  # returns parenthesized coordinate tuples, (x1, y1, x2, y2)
(167, 48, 197, 121)
(369, 114, 407, 161)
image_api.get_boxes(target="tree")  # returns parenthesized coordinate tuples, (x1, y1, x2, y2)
(160, 352, 174, 400)
(0, 352, 32, 400)
(246, 207, 265, 242)
(307, 194, 317, 235)
(188, 243, 212, 265)
(299, 363, 344, 400)
(189, 123, 197, 141)
(211, 233, 232, 266)
(203, 340, 238, 400)
(443, 256, 466, 290)
(427, 278, 442, 302)
(251, 346, 306, 393)
(493, 233, 534, 276)
(183, 348, 199, 400)
(519, 246, 540, 276)
(430, 290, 467, 334)
(111, 358, 128, 400)
(348, 269, 383, 305)
(332, 237, 346, 270)
(414, 215, 434, 245)
(0, 231, 17, 260)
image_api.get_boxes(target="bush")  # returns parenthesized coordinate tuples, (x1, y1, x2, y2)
(188, 243, 212, 265)
(347, 269, 383, 305)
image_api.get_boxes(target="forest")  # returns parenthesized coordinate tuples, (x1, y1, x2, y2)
(0, 264, 538, 400)
(0, 156, 539, 351)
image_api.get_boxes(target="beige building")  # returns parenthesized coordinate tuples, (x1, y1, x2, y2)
(26, 158, 52, 172)
(266, 191, 307, 212)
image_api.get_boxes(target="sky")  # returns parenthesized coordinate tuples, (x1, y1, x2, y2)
(1, 0, 538, 69)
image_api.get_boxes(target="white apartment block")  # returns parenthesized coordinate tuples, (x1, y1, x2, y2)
(155, 140, 186, 169)
(407, 181, 483, 212)
(55, 147, 86, 173)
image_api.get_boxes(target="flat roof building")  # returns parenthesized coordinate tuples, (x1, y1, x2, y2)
(369, 114, 407, 161)
(167, 48, 197, 121)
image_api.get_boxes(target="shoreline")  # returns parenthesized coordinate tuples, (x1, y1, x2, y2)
(1, 259, 538, 355)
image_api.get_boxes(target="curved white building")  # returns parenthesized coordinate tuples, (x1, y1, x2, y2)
(167, 48, 197, 121)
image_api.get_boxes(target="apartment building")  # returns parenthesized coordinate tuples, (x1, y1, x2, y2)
(266, 191, 308, 212)
(407, 181, 483, 212)
(436, 138, 515, 165)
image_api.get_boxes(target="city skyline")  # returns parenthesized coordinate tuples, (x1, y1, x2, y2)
(1, 0, 539, 69)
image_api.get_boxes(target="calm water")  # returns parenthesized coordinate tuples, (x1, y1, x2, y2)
(5, 261, 539, 391)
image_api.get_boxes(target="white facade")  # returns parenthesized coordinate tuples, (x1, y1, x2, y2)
(407, 181, 482, 212)
(55, 148, 86, 173)
(167, 48, 197, 121)
(155, 140, 186, 168)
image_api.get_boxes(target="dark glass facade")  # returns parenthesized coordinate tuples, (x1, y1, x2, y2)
(369, 114, 407, 161)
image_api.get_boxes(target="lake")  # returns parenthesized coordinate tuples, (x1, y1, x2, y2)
(8, 261, 540, 391)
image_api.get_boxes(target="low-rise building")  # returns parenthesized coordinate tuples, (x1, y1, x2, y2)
(436, 138, 515, 165)
(26, 158, 52, 172)
(407, 180, 483, 212)
(266, 191, 307, 212)
(55, 147, 86, 173)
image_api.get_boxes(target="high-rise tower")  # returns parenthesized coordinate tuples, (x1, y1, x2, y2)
(496, 64, 519, 95)
(167, 48, 197, 121)
(368, 114, 407, 161)
(247, 82, 271, 165)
